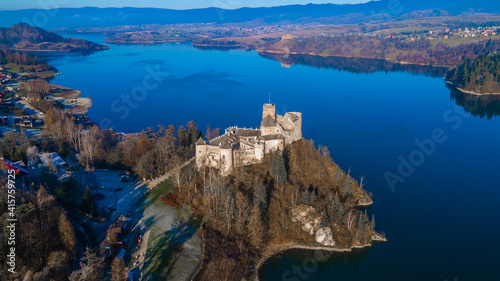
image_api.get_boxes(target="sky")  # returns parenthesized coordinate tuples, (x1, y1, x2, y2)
(0, 0, 370, 11)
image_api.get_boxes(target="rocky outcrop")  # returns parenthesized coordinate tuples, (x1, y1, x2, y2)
(291, 204, 335, 246)
(315, 227, 335, 246)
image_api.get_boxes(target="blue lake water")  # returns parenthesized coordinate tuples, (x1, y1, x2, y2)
(44, 34, 500, 281)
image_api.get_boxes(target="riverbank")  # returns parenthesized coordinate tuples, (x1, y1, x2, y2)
(252, 234, 387, 281)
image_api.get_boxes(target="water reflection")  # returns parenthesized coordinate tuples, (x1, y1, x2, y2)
(449, 85, 500, 120)
(262, 246, 372, 279)
(259, 52, 448, 78)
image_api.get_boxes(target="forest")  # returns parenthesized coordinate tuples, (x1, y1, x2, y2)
(446, 52, 500, 93)
(0, 177, 77, 280)
(161, 139, 383, 280)
(260, 35, 500, 67)
(0, 23, 109, 52)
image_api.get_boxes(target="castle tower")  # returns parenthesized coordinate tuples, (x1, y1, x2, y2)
(195, 137, 207, 168)
(262, 103, 276, 121)
(255, 141, 265, 161)
(220, 142, 233, 175)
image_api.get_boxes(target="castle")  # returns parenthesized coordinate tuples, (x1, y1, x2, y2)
(195, 103, 302, 174)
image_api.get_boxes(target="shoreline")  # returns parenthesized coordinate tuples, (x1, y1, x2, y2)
(255, 49, 454, 69)
(252, 234, 387, 281)
(446, 81, 500, 96)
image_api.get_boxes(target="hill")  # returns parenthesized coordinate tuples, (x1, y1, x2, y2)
(0, 23, 109, 52)
(0, 0, 499, 29)
(446, 52, 500, 94)
(162, 139, 383, 280)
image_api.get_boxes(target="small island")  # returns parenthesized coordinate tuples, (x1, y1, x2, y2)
(446, 52, 500, 95)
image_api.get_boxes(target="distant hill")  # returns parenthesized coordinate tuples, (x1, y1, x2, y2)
(446, 53, 500, 94)
(0, 23, 109, 52)
(0, 0, 499, 29)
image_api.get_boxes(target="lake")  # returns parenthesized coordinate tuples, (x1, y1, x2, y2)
(44, 34, 500, 281)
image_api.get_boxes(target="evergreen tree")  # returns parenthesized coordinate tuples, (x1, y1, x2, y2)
(342, 174, 352, 197)
(320, 210, 329, 227)
(371, 214, 376, 230)
(82, 187, 93, 214)
(302, 191, 311, 205)
(253, 183, 267, 210)
(271, 150, 287, 184)
(335, 168, 341, 183)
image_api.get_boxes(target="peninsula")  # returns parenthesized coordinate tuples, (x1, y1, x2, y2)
(162, 104, 385, 280)
(446, 52, 500, 95)
(0, 23, 109, 52)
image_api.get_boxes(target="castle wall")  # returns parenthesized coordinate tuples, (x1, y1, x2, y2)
(196, 104, 302, 174)
(264, 139, 281, 153)
(196, 144, 207, 168)
(220, 148, 233, 175)
(206, 146, 222, 168)
(261, 125, 281, 136)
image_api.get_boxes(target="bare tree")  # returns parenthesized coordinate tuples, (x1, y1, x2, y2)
(80, 125, 101, 169)
(110, 257, 127, 281)
(69, 248, 105, 281)
(169, 154, 184, 190)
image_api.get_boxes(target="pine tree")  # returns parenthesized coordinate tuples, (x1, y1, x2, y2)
(371, 214, 376, 230)
(320, 210, 329, 228)
(82, 187, 92, 214)
(271, 150, 287, 184)
(335, 168, 341, 183)
(302, 191, 311, 205)
(253, 183, 267, 210)
(342, 175, 352, 197)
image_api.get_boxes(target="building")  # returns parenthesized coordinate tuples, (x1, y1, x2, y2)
(37, 152, 67, 169)
(196, 103, 302, 174)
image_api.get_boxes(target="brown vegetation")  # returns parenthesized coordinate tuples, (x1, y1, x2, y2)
(161, 138, 381, 280)
(0, 183, 76, 280)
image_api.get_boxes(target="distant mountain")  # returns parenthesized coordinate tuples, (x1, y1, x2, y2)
(0, 23, 109, 52)
(0, 0, 499, 29)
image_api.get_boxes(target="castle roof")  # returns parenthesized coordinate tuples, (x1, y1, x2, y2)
(195, 137, 206, 145)
(260, 134, 285, 140)
(234, 128, 261, 137)
(286, 112, 300, 122)
(261, 115, 277, 127)
(220, 141, 232, 149)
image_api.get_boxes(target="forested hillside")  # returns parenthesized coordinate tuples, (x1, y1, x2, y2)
(162, 139, 383, 280)
(260, 36, 500, 67)
(0, 23, 109, 52)
(447, 53, 500, 93)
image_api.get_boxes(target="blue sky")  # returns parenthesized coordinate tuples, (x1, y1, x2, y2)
(0, 0, 369, 11)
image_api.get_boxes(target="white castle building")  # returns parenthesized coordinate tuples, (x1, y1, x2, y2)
(195, 103, 302, 174)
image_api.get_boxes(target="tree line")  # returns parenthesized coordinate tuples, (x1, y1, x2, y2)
(263, 35, 500, 67)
